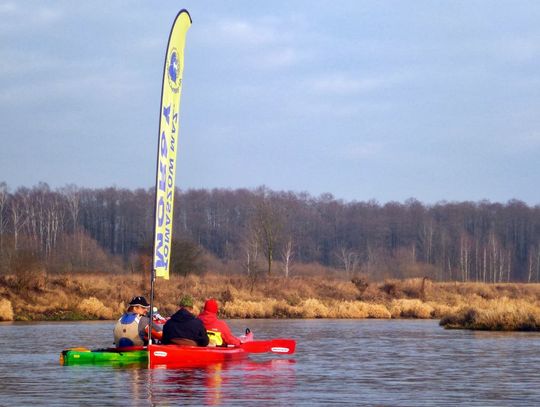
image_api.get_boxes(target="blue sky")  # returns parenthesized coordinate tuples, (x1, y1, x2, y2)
(1, 1, 540, 204)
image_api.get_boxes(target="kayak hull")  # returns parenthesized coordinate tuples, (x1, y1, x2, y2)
(149, 344, 248, 368)
(61, 338, 295, 367)
(60, 346, 147, 365)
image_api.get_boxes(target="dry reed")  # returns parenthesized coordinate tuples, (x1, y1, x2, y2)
(0, 299, 14, 321)
(77, 297, 114, 320)
(3, 272, 540, 330)
(440, 297, 540, 331)
(389, 299, 434, 319)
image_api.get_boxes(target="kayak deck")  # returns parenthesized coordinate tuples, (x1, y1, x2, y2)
(60, 346, 147, 366)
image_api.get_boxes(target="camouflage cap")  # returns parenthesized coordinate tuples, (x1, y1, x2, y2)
(179, 295, 194, 308)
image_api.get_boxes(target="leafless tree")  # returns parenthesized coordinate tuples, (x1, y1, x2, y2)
(337, 246, 360, 277)
(10, 191, 26, 251)
(253, 196, 282, 276)
(61, 184, 81, 233)
(0, 182, 8, 250)
(281, 237, 294, 278)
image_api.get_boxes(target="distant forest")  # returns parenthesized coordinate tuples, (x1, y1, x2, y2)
(1, 182, 540, 282)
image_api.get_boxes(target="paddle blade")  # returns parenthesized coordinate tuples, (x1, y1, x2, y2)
(241, 339, 296, 355)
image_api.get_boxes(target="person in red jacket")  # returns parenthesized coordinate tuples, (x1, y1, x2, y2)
(198, 298, 241, 347)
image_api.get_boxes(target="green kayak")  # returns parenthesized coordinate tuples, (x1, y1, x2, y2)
(60, 346, 148, 366)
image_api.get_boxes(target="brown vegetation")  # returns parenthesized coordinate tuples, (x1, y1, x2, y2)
(1, 272, 540, 331)
(0, 298, 14, 321)
(439, 298, 540, 331)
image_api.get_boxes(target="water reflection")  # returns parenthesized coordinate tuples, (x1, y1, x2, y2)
(3, 320, 540, 406)
(148, 358, 296, 405)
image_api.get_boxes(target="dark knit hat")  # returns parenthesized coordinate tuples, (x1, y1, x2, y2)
(129, 296, 150, 308)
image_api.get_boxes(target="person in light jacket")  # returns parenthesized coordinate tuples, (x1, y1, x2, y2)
(113, 296, 163, 347)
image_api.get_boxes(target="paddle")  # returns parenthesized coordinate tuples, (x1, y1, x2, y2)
(65, 347, 90, 352)
(102, 346, 146, 353)
(240, 339, 296, 355)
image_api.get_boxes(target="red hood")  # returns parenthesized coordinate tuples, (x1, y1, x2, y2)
(197, 310, 241, 346)
(198, 310, 218, 325)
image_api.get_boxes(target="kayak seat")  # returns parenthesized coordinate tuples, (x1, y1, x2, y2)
(170, 338, 198, 346)
(117, 338, 135, 348)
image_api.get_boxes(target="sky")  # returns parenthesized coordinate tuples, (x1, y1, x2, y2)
(1, 1, 540, 205)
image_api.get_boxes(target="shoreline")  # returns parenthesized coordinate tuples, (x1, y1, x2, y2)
(1, 273, 540, 331)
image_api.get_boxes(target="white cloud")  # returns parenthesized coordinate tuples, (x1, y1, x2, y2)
(0, 2, 17, 14)
(0, 65, 143, 106)
(251, 47, 299, 69)
(497, 37, 540, 63)
(308, 72, 408, 95)
(311, 74, 384, 94)
(338, 141, 384, 160)
(0, 3, 64, 34)
(134, 37, 162, 52)
(0, 51, 63, 76)
(508, 132, 540, 152)
(209, 19, 282, 47)
(196, 17, 303, 71)
(34, 6, 63, 24)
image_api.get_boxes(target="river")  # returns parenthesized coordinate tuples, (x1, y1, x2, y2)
(1, 319, 539, 406)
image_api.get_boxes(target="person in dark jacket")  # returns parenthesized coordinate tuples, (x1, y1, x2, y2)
(162, 295, 209, 347)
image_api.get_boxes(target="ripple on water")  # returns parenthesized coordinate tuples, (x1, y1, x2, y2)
(1, 319, 540, 406)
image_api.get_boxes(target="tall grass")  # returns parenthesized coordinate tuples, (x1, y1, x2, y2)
(0, 299, 14, 321)
(2, 272, 540, 330)
(389, 299, 434, 319)
(440, 298, 540, 331)
(77, 297, 115, 320)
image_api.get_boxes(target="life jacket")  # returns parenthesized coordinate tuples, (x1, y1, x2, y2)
(206, 329, 224, 346)
(113, 313, 143, 347)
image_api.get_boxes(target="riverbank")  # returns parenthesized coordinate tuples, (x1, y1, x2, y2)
(439, 297, 540, 331)
(1, 273, 540, 330)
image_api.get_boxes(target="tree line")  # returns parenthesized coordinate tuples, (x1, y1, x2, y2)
(1, 181, 540, 282)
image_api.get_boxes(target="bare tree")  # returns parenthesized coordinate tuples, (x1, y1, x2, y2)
(61, 184, 81, 233)
(536, 244, 540, 283)
(281, 237, 294, 278)
(418, 219, 434, 263)
(528, 248, 534, 283)
(10, 191, 26, 251)
(244, 237, 259, 278)
(459, 232, 471, 282)
(242, 227, 263, 292)
(253, 197, 282, 276)
(0, 182, 8, 251)
(337, 246, 360, 277)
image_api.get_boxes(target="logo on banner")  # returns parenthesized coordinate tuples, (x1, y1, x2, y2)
(167, 49, 181, 93)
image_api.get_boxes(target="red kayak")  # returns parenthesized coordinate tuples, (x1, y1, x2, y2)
(149, 344, 247, 368)
(149, 339, 296, 368)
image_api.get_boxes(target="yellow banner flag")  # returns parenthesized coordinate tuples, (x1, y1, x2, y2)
(153, 10, 192, 280)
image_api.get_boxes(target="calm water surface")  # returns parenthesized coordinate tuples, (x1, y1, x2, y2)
(1, 319, 539, 406)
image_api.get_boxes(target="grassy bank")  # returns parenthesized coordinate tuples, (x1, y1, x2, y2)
(439, 298, 540, 331)
(1, 272, 540, 331)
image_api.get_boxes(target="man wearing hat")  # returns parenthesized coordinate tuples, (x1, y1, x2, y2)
(198, 298, 241, 346)
(162, 295, 209, 347)
(113, 296, 163, 347)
